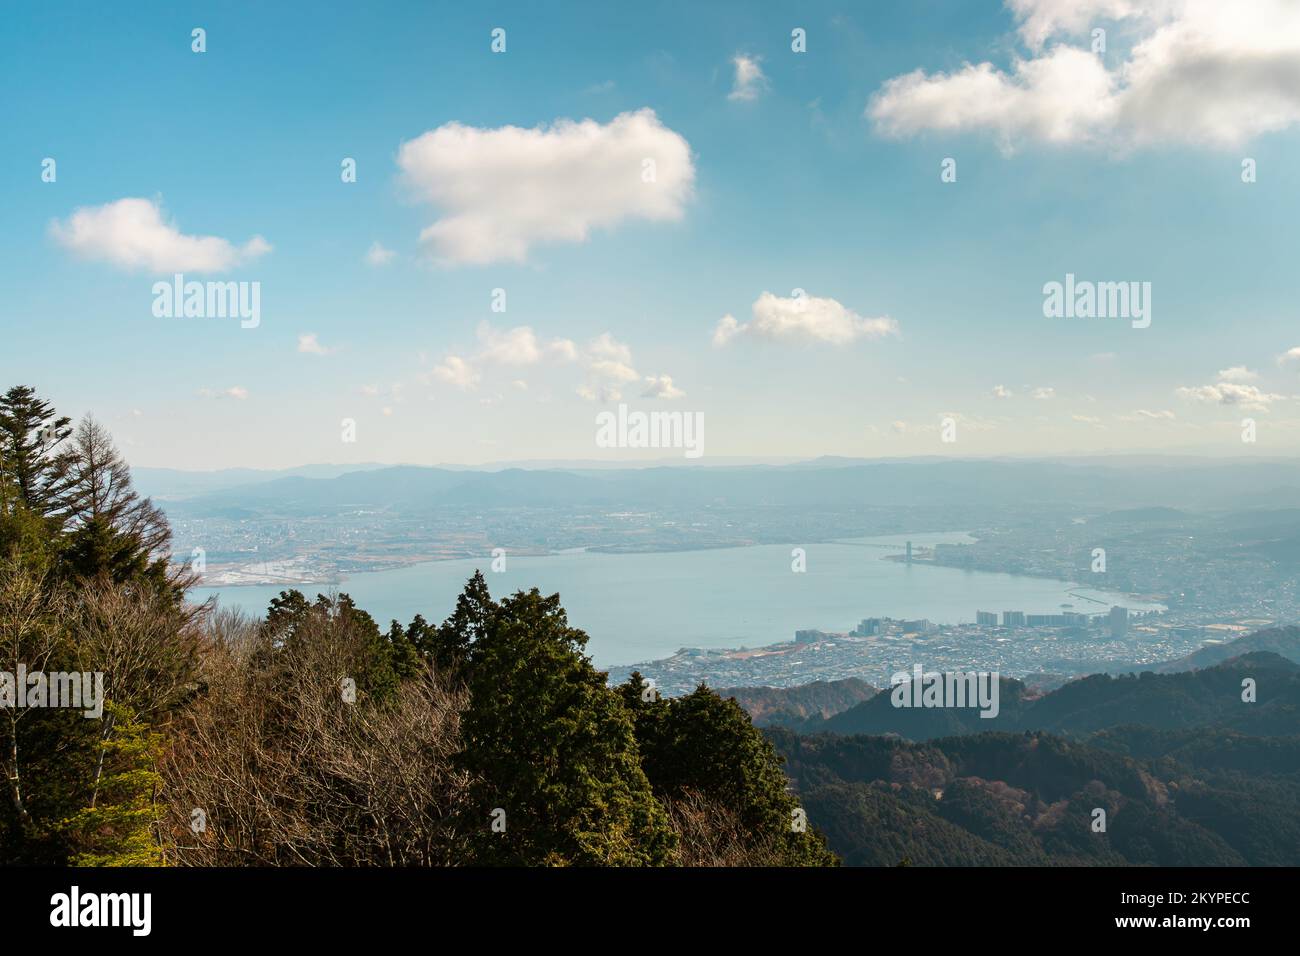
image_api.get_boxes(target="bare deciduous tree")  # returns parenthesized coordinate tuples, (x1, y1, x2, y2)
(0, 560, 65, 831)
(161, 607, 475, 866)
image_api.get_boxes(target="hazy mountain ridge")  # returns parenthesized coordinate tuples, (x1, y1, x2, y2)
(132, 463, 394, 500)
(159, 458, 1300, 518)
(1142, 625, 1300, 673)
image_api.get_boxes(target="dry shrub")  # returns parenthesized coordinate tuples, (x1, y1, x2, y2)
(665, 789, 788, 867)
(160, 607, 474, 866)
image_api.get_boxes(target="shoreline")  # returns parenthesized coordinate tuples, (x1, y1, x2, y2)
(190, 531, 976, 590)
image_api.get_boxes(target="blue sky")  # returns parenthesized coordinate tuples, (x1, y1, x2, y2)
(3, 0, 1299, 469)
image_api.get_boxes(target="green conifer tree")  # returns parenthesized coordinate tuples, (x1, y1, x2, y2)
(60, 702, 166, 866)
(622, 678, 838, 866)
(459, 585, 675, 865)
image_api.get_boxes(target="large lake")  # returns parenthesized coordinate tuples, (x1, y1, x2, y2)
(191, 533, 1164, 667)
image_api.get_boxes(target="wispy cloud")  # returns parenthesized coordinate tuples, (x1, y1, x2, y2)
(728, 54, 768, 101)
(198, 386, 249, 400)
(1217, 366, 1258, 382)
(641, 375, 685, 400)
(1119, 408, 1177, 421)
(1177, 382, 1283, 412)
(426, 325, 671, 403)
(429, 356, 480, 390)
(297, 333, 336, 356)
(364, 241, 396, 266)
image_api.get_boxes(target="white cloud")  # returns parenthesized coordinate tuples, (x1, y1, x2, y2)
(1119, 408, 1177, 420)
(365, 241, 396, 266)
(573, 333, 642, 394)
(871, 47, 1118, 149)
(1032, 386, 1056, 399)
(1277, 346, 1300, 367)
(548, 339, 580, 363)
(589, 360, 640, 383)
(713, 292, 899, 347)
(728, 54, 768, 101)
(51, 197, 270, 273)
(1008, 0, 1146, 50)
(198, 386, 249, 400)
(1217, 365, 1258, 382)
(475, 324, 545, 365)
(430, 356, 480, 390)
(577, 384, 623, 403)
(711, 316, 741, 347)
(426, 326, 663, 400)
(868, 0, 1300, 150)
(991, 384, 1014, 399)
(297, 333, 335, 356)
(397, 109, 695, 265)
(1177, 381, 1283, 411)
(469, 323, 579, 368)
(1072, 414, 1104, 426)
(641, 375, 685, 399)
(586, 332, 633, 365)
(426, 324, 573, 390)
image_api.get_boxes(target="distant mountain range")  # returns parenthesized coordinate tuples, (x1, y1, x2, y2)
(133, 463, 394, 500)
(145, 457, 1300, 518)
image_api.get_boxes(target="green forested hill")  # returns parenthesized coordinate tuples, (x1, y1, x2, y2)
(814, 651, 1299, 738)
(770, 728, 1300, 866)
(715, 678, 876, 727)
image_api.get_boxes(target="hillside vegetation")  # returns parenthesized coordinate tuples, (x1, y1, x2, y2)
(0, 386, 833, 867)
(771, 728, 1300, 866)
(811, 649, 1299, 738)
(716, 678, 876, 727)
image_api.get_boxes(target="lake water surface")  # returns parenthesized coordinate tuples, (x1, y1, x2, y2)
(191, 532, 1164, 666)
